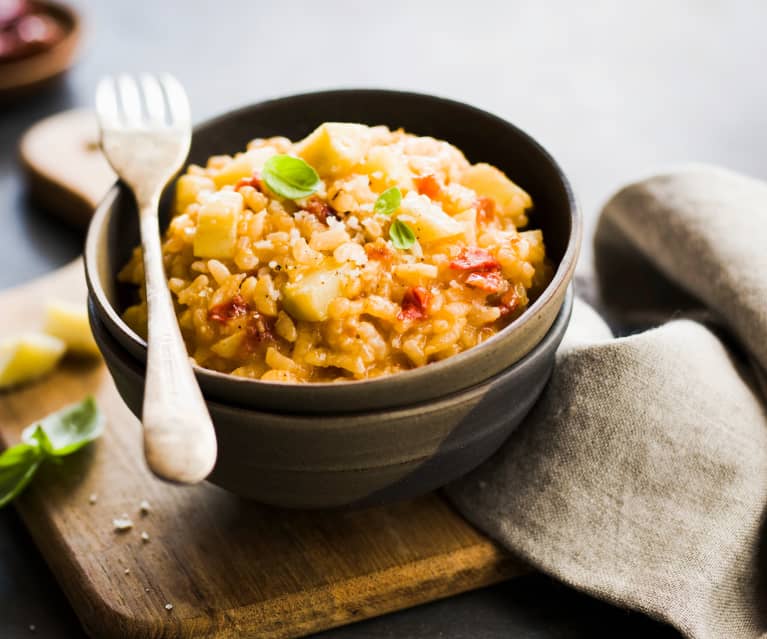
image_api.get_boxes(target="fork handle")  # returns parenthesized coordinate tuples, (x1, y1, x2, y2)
(138, 194, 217, 483)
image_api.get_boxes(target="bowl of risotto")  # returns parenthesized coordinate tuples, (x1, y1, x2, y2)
(85, 89, 580, 507)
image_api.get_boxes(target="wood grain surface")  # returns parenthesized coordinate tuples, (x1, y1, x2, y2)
(0, 261, 524, 639)
(19, 109, 115, 227)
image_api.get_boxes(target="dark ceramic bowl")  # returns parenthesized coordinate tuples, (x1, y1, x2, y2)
(90, 288, 572, 508)
(85, 89, 580, 507)
(85, 89, 580, 415)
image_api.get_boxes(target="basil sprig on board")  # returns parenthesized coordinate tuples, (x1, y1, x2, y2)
(389, 219, 416, 250)
(0, 396, 104, 507)
(374, 187, 402, 216)
(262, 154, 321, 200)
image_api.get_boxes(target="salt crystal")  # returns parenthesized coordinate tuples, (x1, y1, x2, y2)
(139, 500, 151, 515)
(124, 568, 130, 575)
(165, 603, 174, 611)
(141, 531, 150, 543)
(88, 493, 98, 505)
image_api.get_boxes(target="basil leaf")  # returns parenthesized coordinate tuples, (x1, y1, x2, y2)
(0, 443, 43, 507)
(22, 396, 104, 457)
(262, 155, 321, 200)
(1, 397, 104, 509)
(27, 425, 56, 457)
(374, 187, 402, 216)
(389, 220, 416, 250)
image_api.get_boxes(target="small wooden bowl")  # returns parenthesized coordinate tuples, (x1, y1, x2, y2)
(0, 1, 81, 100)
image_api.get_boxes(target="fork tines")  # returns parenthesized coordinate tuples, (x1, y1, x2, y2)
(95, 73, 190, 130)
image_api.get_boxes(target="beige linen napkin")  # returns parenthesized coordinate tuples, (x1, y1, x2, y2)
(446, 165, 767, 639)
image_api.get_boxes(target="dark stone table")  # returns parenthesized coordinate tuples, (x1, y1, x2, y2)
(2, 1, 765, 636)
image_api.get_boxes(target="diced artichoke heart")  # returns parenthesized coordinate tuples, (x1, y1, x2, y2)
(174, 174, 215, 215)
(296, 123, 371, 177)
(281, 268, 343, 322)
(212, 147, 277, 188)
(397, 192, 464, 243)
(460, 163, 532, 223)
(193, 190, 244, 259)
(362, 145, 414, 191)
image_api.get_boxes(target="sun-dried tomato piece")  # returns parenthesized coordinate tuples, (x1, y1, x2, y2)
(449, 247, 500, 271)
(476, 196, 497, 224)
(398, 286, 431, 321)
(208, 295, 249, 323)
(499, 288, 521, 317)
(234, 171, 263, 192)
(466, 269, 504, 293)
(245, 313, 274, 347)
(414, 174, 442, 199)
(302, 196, 337, 225)
(365, 242, 393, 262)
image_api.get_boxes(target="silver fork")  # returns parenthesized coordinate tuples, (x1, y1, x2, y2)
(96, 73, 217, 484)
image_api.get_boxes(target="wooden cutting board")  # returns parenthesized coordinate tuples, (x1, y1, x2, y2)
(0, 269, 524, 637)
(6, 109, 526, 638)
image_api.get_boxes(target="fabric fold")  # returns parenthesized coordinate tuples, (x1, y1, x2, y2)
(447, 165, 767, 639)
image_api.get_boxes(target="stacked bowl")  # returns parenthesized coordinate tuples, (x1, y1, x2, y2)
(85, 90, 580, 508)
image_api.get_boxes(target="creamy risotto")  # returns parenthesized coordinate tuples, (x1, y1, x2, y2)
(119, 123, 552, 382)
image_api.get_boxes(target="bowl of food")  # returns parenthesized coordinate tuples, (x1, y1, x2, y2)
(85, 89, 580, 507)
(0, 0, 81, 100)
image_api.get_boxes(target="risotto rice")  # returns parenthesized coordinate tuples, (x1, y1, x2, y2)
(119, 123, 552, 382)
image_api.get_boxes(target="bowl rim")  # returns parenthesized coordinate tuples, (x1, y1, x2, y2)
(85, 88, 581, 393)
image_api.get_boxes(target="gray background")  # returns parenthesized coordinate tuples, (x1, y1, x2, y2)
(1, 0, 764, 636)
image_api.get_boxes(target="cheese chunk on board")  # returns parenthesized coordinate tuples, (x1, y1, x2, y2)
(0, 333, 66, 389)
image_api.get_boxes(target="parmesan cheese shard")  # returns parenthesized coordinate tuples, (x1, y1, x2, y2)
(43, 299, 101, 357)
(0, 333, 66, 389)
(113, 516, 134, 532)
